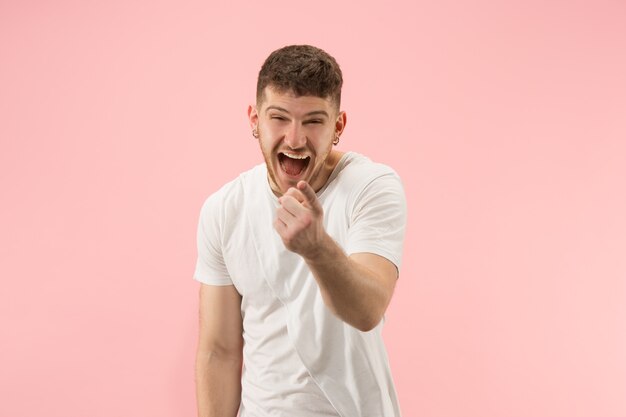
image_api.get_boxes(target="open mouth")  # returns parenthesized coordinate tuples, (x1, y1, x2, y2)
(278, 151, 311, 177)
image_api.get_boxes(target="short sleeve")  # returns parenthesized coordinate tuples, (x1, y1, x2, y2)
(193, 192, 233, 286)
(346, 172, 407, 271)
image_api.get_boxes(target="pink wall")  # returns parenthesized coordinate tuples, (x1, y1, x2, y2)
(1, 1, 625, 416)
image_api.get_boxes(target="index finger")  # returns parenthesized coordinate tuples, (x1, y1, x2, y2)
(296, 181, 322, 213)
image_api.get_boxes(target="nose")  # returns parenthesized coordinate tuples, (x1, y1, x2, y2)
(284, 122, 307, 149)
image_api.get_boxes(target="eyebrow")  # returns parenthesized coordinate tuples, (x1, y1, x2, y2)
(265, 106, 330, 118)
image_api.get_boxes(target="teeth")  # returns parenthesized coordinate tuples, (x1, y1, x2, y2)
(282, 152, 309, 160)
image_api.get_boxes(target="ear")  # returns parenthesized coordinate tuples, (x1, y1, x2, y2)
(335, 111, 347, 136)
(248, 104, 259, 131)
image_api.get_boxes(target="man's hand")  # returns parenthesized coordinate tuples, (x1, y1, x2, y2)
(274, 180, 399, 332)
(274, 181, 327, 259)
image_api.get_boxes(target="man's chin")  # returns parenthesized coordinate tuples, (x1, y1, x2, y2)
(268, 172, 300, 196)
(278, 178, 301, 194)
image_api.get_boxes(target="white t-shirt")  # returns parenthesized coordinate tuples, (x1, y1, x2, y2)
(194, 152, 407, 417)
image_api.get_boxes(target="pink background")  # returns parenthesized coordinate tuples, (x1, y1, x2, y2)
(1, 1, 625, 416)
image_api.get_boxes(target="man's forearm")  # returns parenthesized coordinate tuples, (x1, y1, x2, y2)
(303, 233, 394, 332)
(195, 351, 242, 417)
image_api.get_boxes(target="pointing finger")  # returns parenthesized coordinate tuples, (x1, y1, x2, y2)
(296, 181, 322, 213)
(284, 187, 306, 204)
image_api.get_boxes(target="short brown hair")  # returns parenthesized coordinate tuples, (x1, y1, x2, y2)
(256, 45, 343, 108)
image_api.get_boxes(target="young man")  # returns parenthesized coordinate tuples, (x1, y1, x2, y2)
(194, 45, 407, 417)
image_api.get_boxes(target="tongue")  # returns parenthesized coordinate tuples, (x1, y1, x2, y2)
(282, 157, 307, 176)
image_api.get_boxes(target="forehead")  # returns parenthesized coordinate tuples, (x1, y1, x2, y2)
(260, 86, 335, 114)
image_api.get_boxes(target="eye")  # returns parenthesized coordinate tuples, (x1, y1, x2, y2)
(305, 119, 323, 124)
(270, 115, 287, 121)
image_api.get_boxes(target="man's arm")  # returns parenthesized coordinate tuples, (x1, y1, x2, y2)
(275, 181, 399, 332)
(195, 283, 243, 417)
(307, 241, 397, 332)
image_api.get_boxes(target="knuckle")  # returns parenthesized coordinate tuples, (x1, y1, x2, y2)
(300, 216, 312, 228)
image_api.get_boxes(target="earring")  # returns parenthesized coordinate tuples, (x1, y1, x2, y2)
(252, 128, 259, 138)
(333, 134, 340, 145)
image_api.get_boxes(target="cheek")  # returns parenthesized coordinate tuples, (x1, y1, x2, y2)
(257, 132, 277, 149)
(264, 122, 285, 136)
(260, 127, 282, 145)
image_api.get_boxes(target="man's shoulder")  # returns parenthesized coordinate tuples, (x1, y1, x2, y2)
(335, 152, 401, 185)
(325, 152, 405, 211)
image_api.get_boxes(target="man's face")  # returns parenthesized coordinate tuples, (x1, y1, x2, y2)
(248, 86, 346, 196)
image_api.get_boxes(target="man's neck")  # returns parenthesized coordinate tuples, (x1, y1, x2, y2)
(313, 150, 345, 192)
